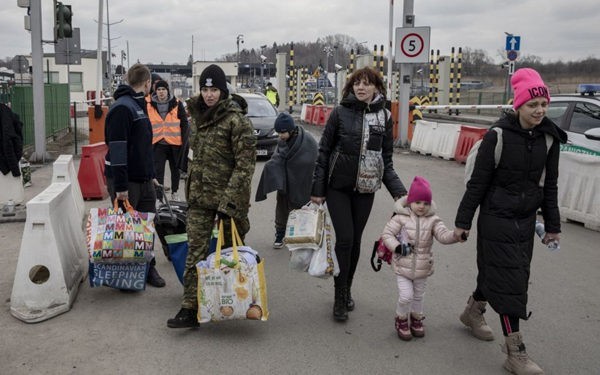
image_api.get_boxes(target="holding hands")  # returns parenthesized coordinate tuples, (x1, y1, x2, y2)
(454, 227, 469, 243)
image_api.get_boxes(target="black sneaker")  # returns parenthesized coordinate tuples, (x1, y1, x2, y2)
(146, 266, 166, 288)
(273, 232, 285, 249)
(167, 308, 200, 328)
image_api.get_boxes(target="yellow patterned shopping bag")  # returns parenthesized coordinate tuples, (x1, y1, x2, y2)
(196, 219, 269, 323)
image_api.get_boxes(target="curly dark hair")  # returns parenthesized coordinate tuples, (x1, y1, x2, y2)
(342, 67, 386, 99)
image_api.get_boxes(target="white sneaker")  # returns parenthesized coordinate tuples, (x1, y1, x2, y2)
(171, 192, 180, 201)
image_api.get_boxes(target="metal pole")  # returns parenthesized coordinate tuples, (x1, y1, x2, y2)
(397, 0, 414, 147)
(73, 101, 78, 155)
(30, 0, 48, 162)
(387, 0, 394, 96)
(95, 0, 104, 107)
(106, 0, 112, 93)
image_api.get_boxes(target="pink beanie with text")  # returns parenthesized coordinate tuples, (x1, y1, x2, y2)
(511, 68, 550, 110)
(407, 176, 432, 204)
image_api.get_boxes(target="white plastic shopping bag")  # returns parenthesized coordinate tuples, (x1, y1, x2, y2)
(308, 211, 339, 278)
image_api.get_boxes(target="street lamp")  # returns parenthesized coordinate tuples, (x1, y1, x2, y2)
(236, 34, 244, 64)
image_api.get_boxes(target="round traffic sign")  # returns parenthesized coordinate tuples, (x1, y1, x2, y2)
(507, 50, 518, 61)
(400, 33, 425, 58)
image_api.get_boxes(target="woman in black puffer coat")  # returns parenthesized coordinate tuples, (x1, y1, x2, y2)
(311, 67, 407, 322)
(454, 68, 567, 374)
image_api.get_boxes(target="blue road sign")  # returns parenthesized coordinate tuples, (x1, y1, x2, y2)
(507, 50, 518, 61)
(505, 36, 521, 51)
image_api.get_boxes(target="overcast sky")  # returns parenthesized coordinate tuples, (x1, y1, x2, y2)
(2, 0, 598, 66)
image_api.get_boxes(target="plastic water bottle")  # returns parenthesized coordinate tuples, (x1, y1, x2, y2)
(535, 221, 560, 251)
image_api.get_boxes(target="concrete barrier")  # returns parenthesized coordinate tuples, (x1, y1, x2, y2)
(557, 152, 600, 231)
(410, 120, 437, 155)
(52, 155, 85, 222)
(431, 122, 461, 160)
(10, 182, 88, 323)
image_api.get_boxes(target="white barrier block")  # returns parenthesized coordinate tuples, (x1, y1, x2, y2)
(0, 172, 24, 205)
(410, 120, 437, 155)
(431, 122, 462, 160)
(300, 103, 308, 123)
(52, 154, 85, 221)
(557, 152, 600, 231)
(10, 182, 88, 323)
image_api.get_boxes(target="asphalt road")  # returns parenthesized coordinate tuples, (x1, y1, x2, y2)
(1, 125, 599, 374)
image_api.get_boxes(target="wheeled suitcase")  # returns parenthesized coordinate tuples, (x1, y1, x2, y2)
(154, 197, 187, 259)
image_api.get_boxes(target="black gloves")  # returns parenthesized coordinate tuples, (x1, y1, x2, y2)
(216, 211, 230, 221)
(395, 243, 412, 257)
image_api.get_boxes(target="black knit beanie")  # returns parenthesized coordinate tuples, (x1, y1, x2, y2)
(154, 80, 169, 94)
(199, 64, 228, 95)
(274, 113, 296, 133)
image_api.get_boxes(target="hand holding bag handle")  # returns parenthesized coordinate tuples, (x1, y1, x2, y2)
(213, 218, 243, 270)
(112, 198, 134, 214)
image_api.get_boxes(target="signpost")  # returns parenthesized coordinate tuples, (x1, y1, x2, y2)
(394, 26, 430, 63)
(504, 34, 521, 103)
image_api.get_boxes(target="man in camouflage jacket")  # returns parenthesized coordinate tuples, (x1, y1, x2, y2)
(167, 64, 256, 328)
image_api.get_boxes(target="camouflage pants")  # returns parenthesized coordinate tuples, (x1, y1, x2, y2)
(181, 207, 250, 310)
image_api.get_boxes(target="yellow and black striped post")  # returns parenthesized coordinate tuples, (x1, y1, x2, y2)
(288, 42, 295, 113)
(428, 49, 435, 113)
(379, 45, 385, 78)
(372, 44, 378, 69)
(455, 47, 462, 115)
(449, 47, 455, 115)
(299, 66, 305, 104)
(434, 49, 440, 112)
(348, 48, 355, 78)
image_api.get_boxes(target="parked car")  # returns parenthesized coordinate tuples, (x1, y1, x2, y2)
(237, 92, 279, 158)
(546, 91, 600, 152)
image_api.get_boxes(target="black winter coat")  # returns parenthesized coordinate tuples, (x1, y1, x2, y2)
(455, 113, 567, 319)
(0, 103, 23, 177)
(311, 94, 406, 198)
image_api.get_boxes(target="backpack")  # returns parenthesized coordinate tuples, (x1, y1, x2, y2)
(464, 127, 553, 186)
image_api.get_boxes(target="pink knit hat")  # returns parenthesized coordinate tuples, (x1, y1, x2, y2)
(511, 68, 550, 110)
(407, 176, 432, 204)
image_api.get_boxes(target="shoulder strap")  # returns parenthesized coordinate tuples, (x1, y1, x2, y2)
(492, 128, 503, 168)
(538, 133, 554, 187)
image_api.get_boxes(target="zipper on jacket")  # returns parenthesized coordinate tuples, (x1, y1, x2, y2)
(328, 151, 340, 183)
(411, 214, 420, 277)
(354, 108, 367, 191)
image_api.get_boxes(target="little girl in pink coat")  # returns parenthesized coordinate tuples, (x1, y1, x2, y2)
(381, 176, 459, 340)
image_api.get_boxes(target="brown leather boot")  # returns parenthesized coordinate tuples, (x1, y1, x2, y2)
(503, 332, 544, 374)
(395, 315, 412, 341)
(459, 295, 495, 341)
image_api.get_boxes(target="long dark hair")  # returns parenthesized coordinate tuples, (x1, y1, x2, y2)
(342, 67, 386, 99)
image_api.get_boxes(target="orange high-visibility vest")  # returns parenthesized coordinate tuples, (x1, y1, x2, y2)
(147, 101, 182, 145)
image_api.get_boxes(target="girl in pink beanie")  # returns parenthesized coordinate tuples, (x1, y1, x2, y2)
(381, 176, 459, 341)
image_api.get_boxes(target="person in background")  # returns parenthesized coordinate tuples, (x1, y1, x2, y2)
(255, 112, 318, 248)
(167, 64, 256, 328)
(104, 63, 166, 288)
(381, 176, 459, 341)
(454, 68, 567, 375)
(311, 67, 407, 322)
(0, 102, 23, 179)
(147, 80, 188, 201)
(264, 82, 279, 107)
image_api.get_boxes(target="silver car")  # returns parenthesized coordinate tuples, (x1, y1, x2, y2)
(547, 90, 600, 152)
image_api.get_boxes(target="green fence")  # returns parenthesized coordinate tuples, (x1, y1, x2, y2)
(9, 84, 71, 146)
